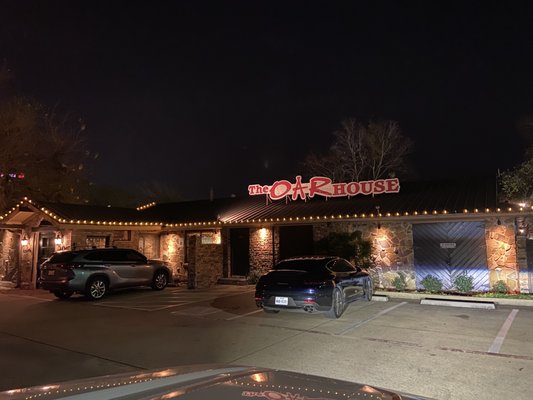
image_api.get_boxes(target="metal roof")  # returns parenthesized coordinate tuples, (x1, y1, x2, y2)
(6, 177, 510, 227)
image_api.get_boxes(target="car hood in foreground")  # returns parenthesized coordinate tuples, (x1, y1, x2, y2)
(0, 364, 432, 400)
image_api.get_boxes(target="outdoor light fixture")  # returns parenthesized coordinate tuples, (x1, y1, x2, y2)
(20, 235, 29, 247)
(55, 234, 63, 245)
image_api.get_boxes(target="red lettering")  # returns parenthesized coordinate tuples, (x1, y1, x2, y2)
(346, 182, 360, 195)
(262, 185, 270, 194)
(269, 180, 292, 200)
(248, 184, 262, 195)
(309, 176, 332, 197)
(263, 391, 284, 400)
(360, 181, 373, 195)
(385, 178, 400, 193)
(332, 183, 346, 196)
(373, 180, 386, 194)
(291, 175, 307, 201)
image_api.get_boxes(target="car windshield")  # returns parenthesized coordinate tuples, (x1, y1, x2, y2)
(273, 259, 328, 272)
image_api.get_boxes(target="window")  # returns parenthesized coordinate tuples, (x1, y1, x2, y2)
(327, 259, 356, 273)
(86, 236, 109, 248)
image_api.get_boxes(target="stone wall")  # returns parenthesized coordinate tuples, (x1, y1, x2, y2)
(194, 235, 223, 288)
(0, 230, 18, 283)
(485, 218, 520, 292)
(250, 227, 273, 274)
(160, 232, 185, 282)
(312, 221, 415, 289)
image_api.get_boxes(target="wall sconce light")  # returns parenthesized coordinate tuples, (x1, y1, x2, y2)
(21, 235, 29, 247)
(377, 222, 381, 229)
(518, 225, 526, 235)
(55, 234, 63, 246)
(497, 218, 501, 226)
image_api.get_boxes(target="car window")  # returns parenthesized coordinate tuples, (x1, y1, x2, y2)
(125, 250, 146, 262)
(47, 252, 78, 263)
(273, 259, 328, 272)
(327, 259, 356, 273)
(84, 251, 107, 261)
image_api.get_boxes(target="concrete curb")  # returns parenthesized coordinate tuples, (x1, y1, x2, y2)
(420, 298, 495, 309)
(375, 290, 533, 307)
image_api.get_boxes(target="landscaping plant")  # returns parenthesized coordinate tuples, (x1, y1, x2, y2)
(453, 272, 474, 293)
(420, 274, 443, 293)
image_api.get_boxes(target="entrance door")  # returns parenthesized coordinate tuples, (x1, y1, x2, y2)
(230, 228, 250, 276)
(279, 225, 314, 260)
(413, 222, 489, 291)
(37, 232, 56, 287)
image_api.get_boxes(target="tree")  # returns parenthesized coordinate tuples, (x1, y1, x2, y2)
(314, 230, 375, 268)
(0, 96, 94, 211)
(302, 118, 413, 181)
(500, 117, 533, 204)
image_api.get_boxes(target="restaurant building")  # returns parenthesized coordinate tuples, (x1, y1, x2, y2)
(1, 177, 532, 294)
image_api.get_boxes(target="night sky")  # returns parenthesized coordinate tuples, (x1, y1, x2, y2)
(1, 0, 532, 201)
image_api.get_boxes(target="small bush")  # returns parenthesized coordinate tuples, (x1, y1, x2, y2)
(392, 272, 407, 291)
(492, 280, 510, 294)
(454, 273, 474, 293)
(420, 275, 443, 293)
(246, 269, 263, 284)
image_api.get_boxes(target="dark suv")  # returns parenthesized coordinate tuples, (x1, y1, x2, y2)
(40, 248, 172, 300)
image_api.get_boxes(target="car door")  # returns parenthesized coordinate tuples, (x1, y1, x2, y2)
(123, 250, 153, 284)
(100, 250, 147, 287)
(328, 259, 360, 302)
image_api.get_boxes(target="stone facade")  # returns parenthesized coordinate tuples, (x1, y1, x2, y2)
(189, 234, 223, 289)
(310, 221, 415, 290)
(485, 218, 520, 292)
(0, 230, 18, 283)
(250, 227, 274, 274)
(160, 232, 185, 282)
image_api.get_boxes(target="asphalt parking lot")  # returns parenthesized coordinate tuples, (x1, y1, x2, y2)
(1, 285, 533, 399)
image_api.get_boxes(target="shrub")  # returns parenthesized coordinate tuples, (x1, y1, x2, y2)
(453, 273, 474, 293)
(492, 280, 510, 294)
(392, 272, 407, 291)
(246, 269, 263, 284)
(420, 275, 443, 293)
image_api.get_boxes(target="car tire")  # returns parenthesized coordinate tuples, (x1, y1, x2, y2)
(52, 290, 73, 300)
(327, 288, 345, 319)
(263, 307, 280, 314)
(364, 277, 373, 301)
(152, 270, 168, 290)
(85, 277, 108, 300)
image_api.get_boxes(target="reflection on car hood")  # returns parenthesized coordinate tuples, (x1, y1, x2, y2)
(0, 364, 433, 400)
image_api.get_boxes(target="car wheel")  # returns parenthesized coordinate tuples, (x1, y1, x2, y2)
(52, 290, 73, 299)
(85, 277, 108, 300)
(327, 288, 345, 319)
(152, 270, 168, 290)
(364, 277, 373, 301)
(263, 308, 280, 314)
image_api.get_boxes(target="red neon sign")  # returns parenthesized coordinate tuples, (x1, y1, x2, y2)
(248, 176, 400, 201)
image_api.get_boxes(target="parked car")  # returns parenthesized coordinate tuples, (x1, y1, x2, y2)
(255, 256, 373, 318)
(0, 364, 432, 400)
(39, 248, 172, 300)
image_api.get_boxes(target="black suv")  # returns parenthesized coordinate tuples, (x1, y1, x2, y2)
(40, 248, 172, 300)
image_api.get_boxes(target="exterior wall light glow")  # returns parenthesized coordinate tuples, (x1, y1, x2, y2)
(21, 236, 29, 247)
(55, 235, 63, 245)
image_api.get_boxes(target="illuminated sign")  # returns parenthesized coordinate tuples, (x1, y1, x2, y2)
(0, 172, 25, 180)
(248, 176, 400, 201)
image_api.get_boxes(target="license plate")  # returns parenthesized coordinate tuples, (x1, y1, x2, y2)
(275, 297, 288, 305)
(47, 270, 55, 276)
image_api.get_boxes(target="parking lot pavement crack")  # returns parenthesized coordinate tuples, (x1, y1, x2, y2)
(439, 346, 533, 361)
(0, 330, 148, 371)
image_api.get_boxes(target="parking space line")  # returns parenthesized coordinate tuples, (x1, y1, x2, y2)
(225, 309, 263, 320)
(336, 301, 408, 335)
(488, 309, 519, 354)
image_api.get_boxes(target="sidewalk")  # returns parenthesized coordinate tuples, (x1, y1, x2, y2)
(376, 290, 533, 307)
